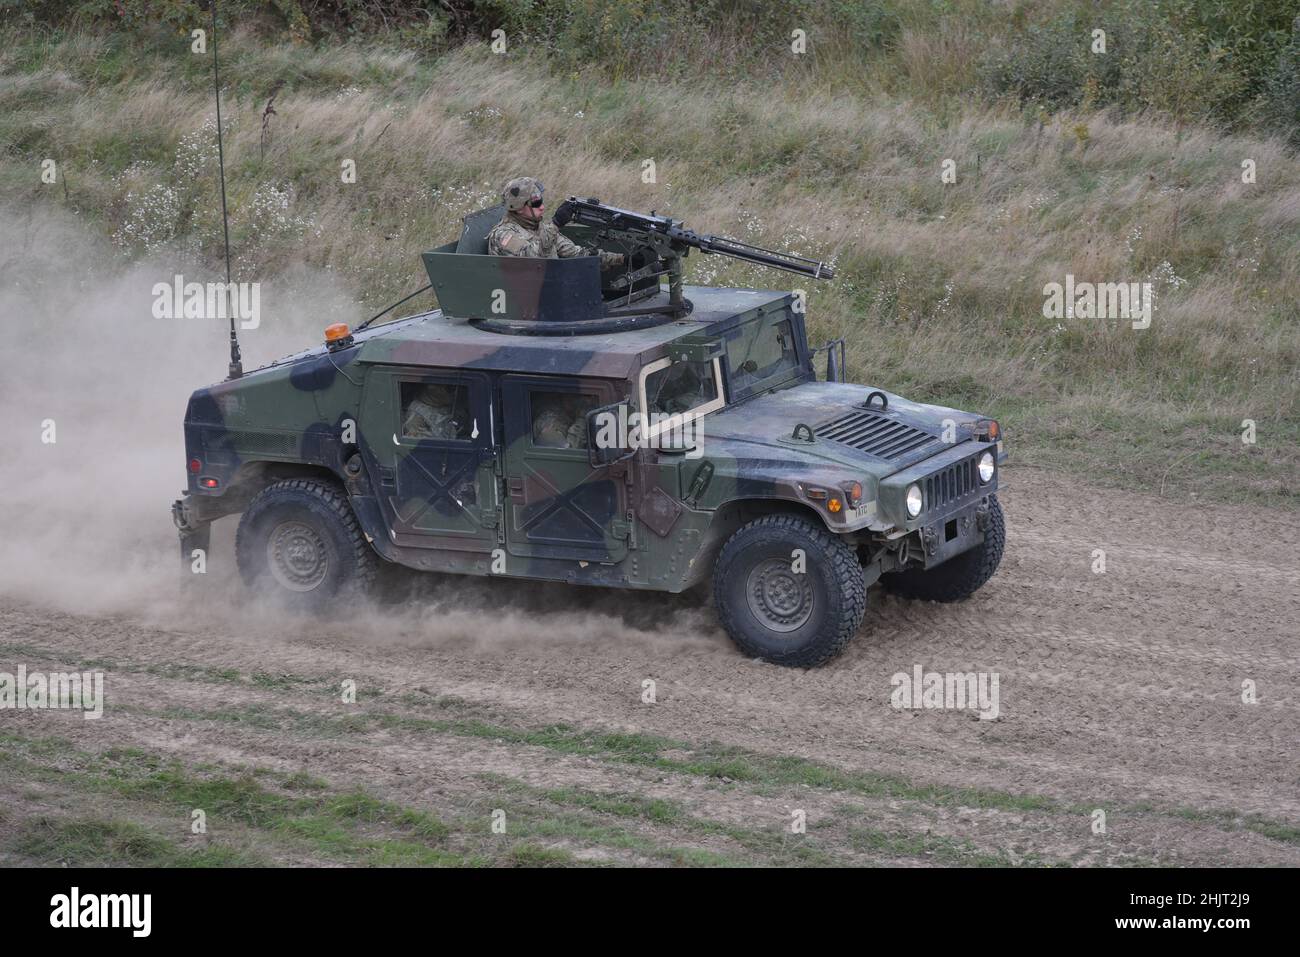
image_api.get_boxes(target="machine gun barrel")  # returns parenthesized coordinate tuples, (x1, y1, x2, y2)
(555, 197, 834, 280)
(691, 234, 834, 280)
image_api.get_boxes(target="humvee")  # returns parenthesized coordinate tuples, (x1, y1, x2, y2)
(173, 199, 1005, 667)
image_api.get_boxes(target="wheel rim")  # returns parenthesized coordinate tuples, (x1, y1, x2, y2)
(744, 558, 813, 634)
(267, 520, 329, 592)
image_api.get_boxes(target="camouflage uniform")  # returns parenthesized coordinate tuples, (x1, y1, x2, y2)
(488, 176, 624, 269)
(403, 387, 462, 440)
(532, 398, 590, 450)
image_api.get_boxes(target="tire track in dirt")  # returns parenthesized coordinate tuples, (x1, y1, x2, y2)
(1, 466, 1296, 864)
(2, 651, 1291, 866)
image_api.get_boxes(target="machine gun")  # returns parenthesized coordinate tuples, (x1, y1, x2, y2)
(553, 197, 835, 317)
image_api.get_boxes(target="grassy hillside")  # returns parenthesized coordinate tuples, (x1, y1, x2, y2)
(1, 14, 1296, 503)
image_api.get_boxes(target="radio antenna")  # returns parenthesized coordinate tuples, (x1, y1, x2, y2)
(210, 0, 242, 379)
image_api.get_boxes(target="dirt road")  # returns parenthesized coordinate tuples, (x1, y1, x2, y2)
(2, 467, 1297, 866)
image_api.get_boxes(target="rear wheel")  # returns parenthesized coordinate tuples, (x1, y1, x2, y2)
(236, 479, 377, 606)
(713, 514, 866, 668)
(882, 494, 1005, 602)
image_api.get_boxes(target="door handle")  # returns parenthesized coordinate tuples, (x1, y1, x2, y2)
(507, 477, 524, 502)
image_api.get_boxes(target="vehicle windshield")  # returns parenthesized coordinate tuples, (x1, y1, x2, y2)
(725, 318, 797, 394)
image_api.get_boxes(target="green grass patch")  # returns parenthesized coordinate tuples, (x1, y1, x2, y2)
(14, 816, 266, 867)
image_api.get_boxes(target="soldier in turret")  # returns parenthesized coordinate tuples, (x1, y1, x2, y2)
(488, 177, 625, 269)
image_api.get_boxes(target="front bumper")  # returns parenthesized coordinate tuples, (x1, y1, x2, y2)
(915, 495, 993, 567)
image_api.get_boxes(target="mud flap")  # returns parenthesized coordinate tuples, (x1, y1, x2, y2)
(172, 497, 212, 581)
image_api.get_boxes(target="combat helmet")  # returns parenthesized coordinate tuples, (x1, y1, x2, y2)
(501, 176, 544, 212)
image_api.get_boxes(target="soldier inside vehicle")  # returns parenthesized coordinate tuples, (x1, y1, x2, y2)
(531, 391, 596, 450)
(401, 382, 471, 440)
(644, 360, 718, 417)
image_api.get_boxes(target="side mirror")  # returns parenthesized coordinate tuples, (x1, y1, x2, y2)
(586, 399, 636, 467)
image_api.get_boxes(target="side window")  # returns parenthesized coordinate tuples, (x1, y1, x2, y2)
(644, 359, 719, 417)
(726, 318, 796, 391)
(531, 391, 598, 450)
(400, 382, 472, 440)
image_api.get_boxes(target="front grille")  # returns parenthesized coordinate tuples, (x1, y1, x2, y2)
(814, 409, 940, 460)
(925, 456, 979, 512)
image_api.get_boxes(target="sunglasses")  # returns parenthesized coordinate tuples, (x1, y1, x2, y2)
(527, 198, 545, 208)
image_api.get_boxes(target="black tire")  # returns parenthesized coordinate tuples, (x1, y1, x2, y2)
(712, 514, 867, 668)
(235, 478, 378, 606)
(882, 494, 1005, 602)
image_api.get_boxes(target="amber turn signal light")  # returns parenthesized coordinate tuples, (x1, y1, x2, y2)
(845, 481, 863, 507)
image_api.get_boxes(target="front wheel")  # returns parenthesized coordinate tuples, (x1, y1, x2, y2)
(712, 514, 867, 668)
(235, 479, 378, 607)
(881, 494, 1005, 602)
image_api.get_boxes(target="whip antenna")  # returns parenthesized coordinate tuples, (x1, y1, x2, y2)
(210, 0, 242, 379)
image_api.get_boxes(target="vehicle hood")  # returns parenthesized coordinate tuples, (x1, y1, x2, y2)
(699, 381, 987, 479)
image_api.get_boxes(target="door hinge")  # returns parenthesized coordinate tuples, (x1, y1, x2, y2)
(611, 510, 637, 549)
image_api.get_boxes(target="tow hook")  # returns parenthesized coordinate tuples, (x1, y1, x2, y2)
(921, 525, 938, 556)
(975, 501, 991, 532)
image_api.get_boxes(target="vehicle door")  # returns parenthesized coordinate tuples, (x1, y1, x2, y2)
(361, 367, 499, 552)
(500, 375, 629, 564)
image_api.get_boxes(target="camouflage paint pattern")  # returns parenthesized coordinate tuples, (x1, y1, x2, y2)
(176, 243, 1004, 594)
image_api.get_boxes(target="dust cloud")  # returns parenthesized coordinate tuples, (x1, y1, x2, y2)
(0, 204, 346, 611)
(0, 204, 720, 655)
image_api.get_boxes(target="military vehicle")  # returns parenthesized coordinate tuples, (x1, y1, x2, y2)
(173, 198, 1006, 667)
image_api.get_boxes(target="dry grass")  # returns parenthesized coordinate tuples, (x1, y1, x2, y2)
(0, 27, 1295, 502)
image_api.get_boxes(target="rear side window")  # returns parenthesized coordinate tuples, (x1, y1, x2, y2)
(400, 382, 472, 440)
(530, 391, 598, 449)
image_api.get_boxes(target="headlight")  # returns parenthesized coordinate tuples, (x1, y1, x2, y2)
(905, 483, 923, 518)
(978, 451, 995, 483)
